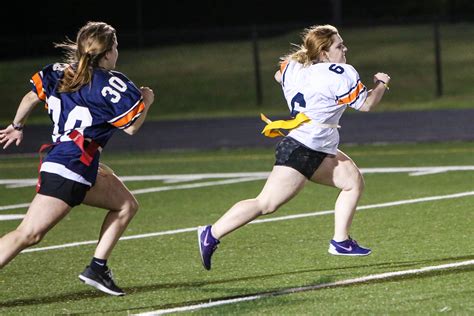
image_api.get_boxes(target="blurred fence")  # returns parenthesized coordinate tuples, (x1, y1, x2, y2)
(2, 0, 474, 60)
(1, 1, 474, 122)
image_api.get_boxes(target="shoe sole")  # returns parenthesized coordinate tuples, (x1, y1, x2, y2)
(197, 226, 211, 270)
(78, 274, 125, 296)
(328, 244, 372, 256)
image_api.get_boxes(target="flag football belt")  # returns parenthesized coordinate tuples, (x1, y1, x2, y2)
(68, 130, 102, 166)
(37, 131, 102, 168)
(35, 131, 102, 192)
(260, 112, 340, 138)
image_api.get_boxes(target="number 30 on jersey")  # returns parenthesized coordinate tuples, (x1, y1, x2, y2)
(101, 76, 128, 103)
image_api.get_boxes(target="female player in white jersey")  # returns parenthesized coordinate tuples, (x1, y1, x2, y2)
(0, 21, 154, 295)
(198, 24, 390, 270)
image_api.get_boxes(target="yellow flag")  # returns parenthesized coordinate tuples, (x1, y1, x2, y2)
(260, 112, 311, 138)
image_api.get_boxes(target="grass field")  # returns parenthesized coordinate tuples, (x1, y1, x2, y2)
(0, 141, 473, 315)
(1, 23, 474, 125)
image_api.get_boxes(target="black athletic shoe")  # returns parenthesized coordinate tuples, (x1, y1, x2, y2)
(78, 266, 125, 296)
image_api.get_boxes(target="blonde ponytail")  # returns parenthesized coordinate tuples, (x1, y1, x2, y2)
(280, 25, 339, 67)
(57, 53, 94, 93)
(288, 45, 311, 65)
(55, 22, 116, 93)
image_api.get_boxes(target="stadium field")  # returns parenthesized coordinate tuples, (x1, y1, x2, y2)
(0, 141, 473, 315)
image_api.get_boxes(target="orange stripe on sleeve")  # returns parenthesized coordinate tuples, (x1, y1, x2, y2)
(280, 60, 289, 73)
(31, 73, 46, 101)
(337, 82, 365, 105)
(111, 101, 145, 128)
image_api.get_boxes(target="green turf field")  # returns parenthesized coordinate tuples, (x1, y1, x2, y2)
(0, 141, 473, 314)
(1, 23, 474, 125)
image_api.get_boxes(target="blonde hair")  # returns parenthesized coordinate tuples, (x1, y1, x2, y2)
(55, 21, 116, 93)
(282, 24, 339, 67)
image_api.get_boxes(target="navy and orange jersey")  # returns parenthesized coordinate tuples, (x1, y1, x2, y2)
(30, 63, 145, 186)
(278, 60, 367, 155)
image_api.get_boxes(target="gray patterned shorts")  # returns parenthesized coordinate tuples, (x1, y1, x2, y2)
(274, 137, 328, 179)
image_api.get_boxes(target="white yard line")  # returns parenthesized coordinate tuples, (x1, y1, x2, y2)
(0, 203, 30, 211)
(22, 190, 474, 253)
(130, 177, 264, 195)
(2, 166, 474, 211)
(0, 177, 268, 212)
(134, 259, 474, 315)
(0, 215, 26, 220)
(2, 165, 474, 187)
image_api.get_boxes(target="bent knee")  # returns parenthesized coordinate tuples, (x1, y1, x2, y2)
(356, 173, 365, 191)
(125, 197, 139, 215)
(16, 229, 44, 247)
(346, 172, 365, 192)
(258, 199, 280, 215)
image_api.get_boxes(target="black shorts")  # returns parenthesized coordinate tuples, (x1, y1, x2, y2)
(37, 172, 90, 207)
(274, 137, 328, 179)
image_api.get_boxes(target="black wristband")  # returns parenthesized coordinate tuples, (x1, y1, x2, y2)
(375, 80, 390, 90)
(11, 122, 24, 131)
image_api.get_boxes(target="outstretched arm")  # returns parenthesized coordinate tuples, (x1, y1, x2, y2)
(123, 87, 155, 135)
(0, 91, 41, 149)
(359, 72, 391, 112)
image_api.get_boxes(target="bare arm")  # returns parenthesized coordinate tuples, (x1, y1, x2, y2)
(359, 72, 391, 112)
(123, 87, 155, 135)
(274, 70, 282, 84)
(0, 91, 41, 149)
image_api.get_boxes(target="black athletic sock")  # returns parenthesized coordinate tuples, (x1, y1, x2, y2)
(90, 257, 108, 273)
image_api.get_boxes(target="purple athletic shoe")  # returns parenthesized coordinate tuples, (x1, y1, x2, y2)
(197, 225, 220, 270)
(328, 237, 371, 256)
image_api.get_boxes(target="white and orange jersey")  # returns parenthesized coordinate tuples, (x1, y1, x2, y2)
(279, 60, 367, 154)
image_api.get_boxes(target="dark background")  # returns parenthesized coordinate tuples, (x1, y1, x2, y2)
(1, 0, 474, 153)
(1, 0, 473, 60)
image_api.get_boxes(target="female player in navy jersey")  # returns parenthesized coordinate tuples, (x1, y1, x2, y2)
(0, 21, 154, 296)
(198, 25, 390, 270)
